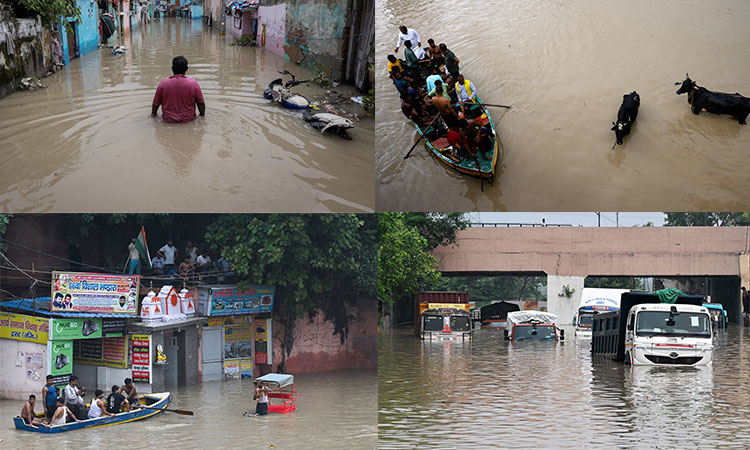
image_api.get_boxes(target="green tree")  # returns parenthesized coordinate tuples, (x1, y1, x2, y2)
(584, 277, 645, 290)
(429, 276, 545, 306)
(403, 213, 470, 251)
(664, 212, 750, 227)
(10, 0, 81, 32)
(205, 214, 374, 372)
(377, 213, 440, 308)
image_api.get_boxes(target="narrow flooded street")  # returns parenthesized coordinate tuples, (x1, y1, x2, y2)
(0, 19, 374, 212)
(375, 0, 750, 211)
(0, 370, 376, 449)
(379, 326, 750, 448)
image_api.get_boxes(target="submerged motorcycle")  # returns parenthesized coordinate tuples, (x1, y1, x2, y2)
(264, 69, 356, 139)
(263, 69, 310, 109)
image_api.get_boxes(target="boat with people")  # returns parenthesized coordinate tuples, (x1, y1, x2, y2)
(13, 392, 172, 433)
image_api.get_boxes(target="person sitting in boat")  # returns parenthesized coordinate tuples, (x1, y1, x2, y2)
(462, 118, 492, 161)
(49, 397, 80, 427)
(426, 39, 444, 68)
(88, 390, 115, 419)
(63, 375, 87, 421)
(431, 85, 459, 127)
(106, 385, 130, 415)
(427, 80, 451, 100)
(446, 120, 469, 163)
(401, 94, 431, 128)
(455, 74, 477, 106)
(21, 394, 45, 426)
(406, 79, 426, 112)
(120, 378, 139, 406)
(387, 55, 402, 79)
(425, 66, 444, 94)
(391, 67, 408, 96)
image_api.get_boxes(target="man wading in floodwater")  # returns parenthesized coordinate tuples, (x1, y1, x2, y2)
(151, 56, 206, 123)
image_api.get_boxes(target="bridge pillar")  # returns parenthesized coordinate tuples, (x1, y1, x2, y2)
(546, 275, 585, 325)
(710, 276, 742, 324)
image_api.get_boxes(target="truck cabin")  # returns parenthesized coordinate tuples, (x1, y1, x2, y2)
(504, 311, 563, 342)
(420, 307, 472, 339)
(629, 305, 712, 339)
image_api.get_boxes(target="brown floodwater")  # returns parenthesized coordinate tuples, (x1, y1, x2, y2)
(379, 326, 750, 449)
(0, 19, 374, 212)
(375, 0, 750, 211)
(0, 370, 376, 449)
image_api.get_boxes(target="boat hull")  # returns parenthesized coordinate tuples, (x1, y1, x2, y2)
(412, 96, 499, 180)
(13, 392, 171, 433)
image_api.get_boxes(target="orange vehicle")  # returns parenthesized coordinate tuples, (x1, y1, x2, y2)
(414, 292, 472, 340)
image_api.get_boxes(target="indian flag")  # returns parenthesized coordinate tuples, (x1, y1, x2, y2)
(135, 226, 152, 269)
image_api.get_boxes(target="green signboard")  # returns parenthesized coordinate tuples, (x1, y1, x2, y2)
(50, 340, 73, 381)
(49, 318, 103, 340)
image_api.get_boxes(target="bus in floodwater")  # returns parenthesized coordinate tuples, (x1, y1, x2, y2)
(574, 288, 629, 337)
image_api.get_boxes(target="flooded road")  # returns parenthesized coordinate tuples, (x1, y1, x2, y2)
(0, 19, 374, 212)
(375, 0, 750, 211)
(0, 370, 376, 449)
(379, 326, 750, 448)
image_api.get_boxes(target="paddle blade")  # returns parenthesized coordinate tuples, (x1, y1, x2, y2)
(171, 409, 194, 416)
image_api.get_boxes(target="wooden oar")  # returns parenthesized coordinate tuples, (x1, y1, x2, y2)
(480, 103, 512, 109)
(404, 114, 440, 160)
(138, 405, 194, 415)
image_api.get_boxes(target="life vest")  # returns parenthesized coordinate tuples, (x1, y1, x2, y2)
(455, 79, 473, 101)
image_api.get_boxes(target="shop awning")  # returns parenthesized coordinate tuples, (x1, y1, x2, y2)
(0, 298, 133, 318)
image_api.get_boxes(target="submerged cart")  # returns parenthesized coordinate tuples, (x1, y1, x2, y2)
(256, 373, 298, 413)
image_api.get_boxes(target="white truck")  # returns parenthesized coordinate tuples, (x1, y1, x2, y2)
(592, 292, 713, 366)
(573, 288, 629, 337)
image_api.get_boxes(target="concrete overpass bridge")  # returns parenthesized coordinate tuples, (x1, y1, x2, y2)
(433, 227, 750, 324)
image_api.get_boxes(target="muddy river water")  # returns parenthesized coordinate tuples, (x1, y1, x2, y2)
(379, 326, 750, 448)
(0, 19, 374, 212)
(0, 370, 376, 449)
(375, 0, 750, 211)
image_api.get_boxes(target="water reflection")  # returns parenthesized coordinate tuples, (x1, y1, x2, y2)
(379, 326, 750, 448)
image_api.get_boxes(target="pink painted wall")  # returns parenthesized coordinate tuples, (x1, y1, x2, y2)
(272, 297, 376, 373)
(120, 0, 131, 34)
(257, 3, 285, 57)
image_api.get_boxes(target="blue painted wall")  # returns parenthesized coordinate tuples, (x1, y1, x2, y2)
(190, 5, 203, 19)
(61, 0, 100, 65)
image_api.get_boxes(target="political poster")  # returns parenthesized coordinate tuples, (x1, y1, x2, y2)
(51, 271, 140, 314)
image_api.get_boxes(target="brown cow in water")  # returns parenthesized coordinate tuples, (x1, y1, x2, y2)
(676, 73, 750, 124)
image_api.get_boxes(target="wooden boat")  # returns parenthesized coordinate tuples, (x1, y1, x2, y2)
(413, 96, 500, 181)
(13, 392, 171, 433)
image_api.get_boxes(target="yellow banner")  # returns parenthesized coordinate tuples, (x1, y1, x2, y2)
(0, 312, 49, 344)
(207, 317, 223, 327)
(427, 303, 469, 311)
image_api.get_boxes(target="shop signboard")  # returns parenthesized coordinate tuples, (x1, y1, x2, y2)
(0, 312, 49, 344)
(223, 359, 240, 378)
(225, 325, 252, 359)
(73, 336, 128, 368)
(240, 358, 253, 378)
(197, 285, 274, 316)
(131, 335, 152, 384)
(102, 318, 127, 337)
(254, 317, 268, 365)
(49, 340, 73, 386)
(49, 318, 103, 340)
(51, 271, 140, 314)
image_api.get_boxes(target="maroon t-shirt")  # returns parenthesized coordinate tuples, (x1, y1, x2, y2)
(447, 129, 464, 149)
(153, 75, 204, 123)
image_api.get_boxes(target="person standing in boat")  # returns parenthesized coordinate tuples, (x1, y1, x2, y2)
(426, 39, 444, 69)
(88, 390, 115, 419)
(402, 41, 421, 81)
(120, 378, 139, 406)
(394, 25, 422, 56)
(430, 84, 459, 126)
(440, 43, 460, 81)
(21, 394, 45, 426)
(42, 375, 58, 422)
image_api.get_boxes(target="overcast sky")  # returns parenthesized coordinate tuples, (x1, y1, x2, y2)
(468, 212, 665, 227)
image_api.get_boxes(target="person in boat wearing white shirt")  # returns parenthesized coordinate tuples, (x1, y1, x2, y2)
(394, 26, 422, 56)
(63, 375, 86, 420)
(48, 397, 80, 427)
(88, 390, 115, 419)
(455, 74, 477, 105)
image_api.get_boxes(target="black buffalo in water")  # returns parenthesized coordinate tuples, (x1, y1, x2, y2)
(611, 91, 640, 146)
(676, 73, 750, 124)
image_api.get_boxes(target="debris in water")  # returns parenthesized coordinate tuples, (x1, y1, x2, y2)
(19, 77, 46, 91)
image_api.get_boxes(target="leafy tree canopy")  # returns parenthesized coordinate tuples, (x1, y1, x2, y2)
(664, 212, 750, 227)
(429, 276, 545, 307)
(403, 213, 469, 251)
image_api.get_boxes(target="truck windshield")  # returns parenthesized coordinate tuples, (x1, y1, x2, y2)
(513, 325, 556, 341)
(635, 311, 711, 337)
(423, 316, 444, 332)
(577, 312, 594, 327)
(450, 316, 470, 332)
